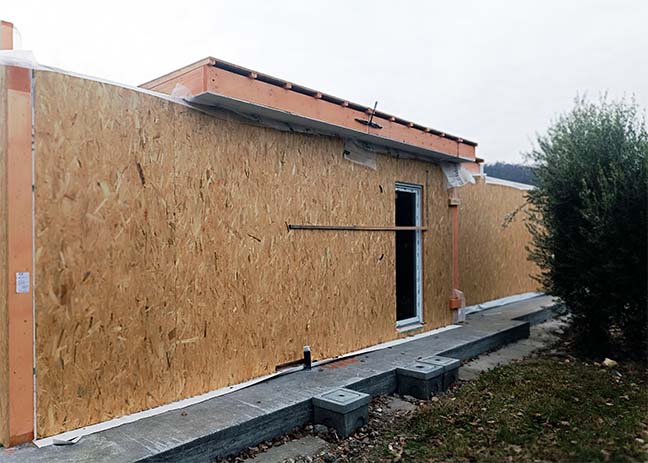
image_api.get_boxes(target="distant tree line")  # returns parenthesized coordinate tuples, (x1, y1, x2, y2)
(484, 162, 536, 185)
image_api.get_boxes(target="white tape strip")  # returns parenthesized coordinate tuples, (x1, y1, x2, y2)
(463, 292, 544, 316)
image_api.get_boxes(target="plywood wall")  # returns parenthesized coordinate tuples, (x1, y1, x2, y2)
(0, 65, 9, 447)
(458, 177, 539, 306)
(33, 70, 453, 437)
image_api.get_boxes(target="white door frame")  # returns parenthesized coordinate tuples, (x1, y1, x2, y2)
(395, 182, 423, 327)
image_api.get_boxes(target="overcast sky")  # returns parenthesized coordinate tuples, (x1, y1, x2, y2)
(4, 1, 647, 163)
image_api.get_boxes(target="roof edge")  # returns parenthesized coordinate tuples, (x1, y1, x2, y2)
(141, 56, 477, 148)
(140, 57, 217, 89)
(188, 91, 474, 165)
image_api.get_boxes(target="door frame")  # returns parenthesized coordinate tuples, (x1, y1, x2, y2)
(395, 182, 423, 327)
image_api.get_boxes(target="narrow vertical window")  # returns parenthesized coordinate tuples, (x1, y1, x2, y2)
(395, 183, 422, 326)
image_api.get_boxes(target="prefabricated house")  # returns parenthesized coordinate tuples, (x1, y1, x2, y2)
(0, 22, 537, 446)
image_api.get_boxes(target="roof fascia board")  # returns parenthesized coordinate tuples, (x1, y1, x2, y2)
(188, 91, 473, 165)
(140, 57, 216, 90)
(142, 57, 477, 155)
(205, 59, 477, 147)
(198, 65, 475, 159)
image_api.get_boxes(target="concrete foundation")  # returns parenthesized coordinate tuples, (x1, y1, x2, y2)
(418, 356, 460, 389)
(396, 363, 443, 399)
(312, 389, 369, 437)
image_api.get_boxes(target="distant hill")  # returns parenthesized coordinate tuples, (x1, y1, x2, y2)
(483, 162, 536, 185)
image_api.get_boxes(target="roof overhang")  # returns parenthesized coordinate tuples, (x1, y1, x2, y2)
(188, 91, 474, 165)
(142, 57, 478, 162)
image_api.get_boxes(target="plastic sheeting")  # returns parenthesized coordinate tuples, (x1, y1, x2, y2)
(441, 162, 476, 188)
(343, 139, 378, 170)
(0, 50, 197, 110)
(452, 289, 467, 323)
(0, 49, 39, 69)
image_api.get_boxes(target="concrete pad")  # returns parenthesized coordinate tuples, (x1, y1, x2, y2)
(459, 317, 566, 381)
(313, 389, 370, 437)
(396, 363, 443, 380)
(396, 363, 444, 399)
(313, 389, 369, 414)
(244, 436, 327, 463)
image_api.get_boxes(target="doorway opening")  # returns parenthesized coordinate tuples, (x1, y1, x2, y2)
(395, 182, 422, 327)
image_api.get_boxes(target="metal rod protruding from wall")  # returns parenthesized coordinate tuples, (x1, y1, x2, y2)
(288, 224, 427, 232)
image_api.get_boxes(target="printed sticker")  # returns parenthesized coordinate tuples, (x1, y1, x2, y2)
(16, 272, 30, 293)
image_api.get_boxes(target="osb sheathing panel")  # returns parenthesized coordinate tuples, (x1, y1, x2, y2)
(33, 71, 453, 437)
(458, 178, 539, 306)
(0, 65, 9, 446)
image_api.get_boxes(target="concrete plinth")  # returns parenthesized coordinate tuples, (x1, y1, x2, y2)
(419, 355, 460, 389)
(312, 388, 369, 437)
(396, 363, 444, 399)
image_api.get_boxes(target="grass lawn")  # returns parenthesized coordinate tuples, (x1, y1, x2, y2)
(381, 356, 647, 462)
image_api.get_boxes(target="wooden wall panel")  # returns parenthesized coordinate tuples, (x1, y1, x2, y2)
(0, 65, 9, 447)
(33, 71, 453, 437)
(458, 178, 539, 306)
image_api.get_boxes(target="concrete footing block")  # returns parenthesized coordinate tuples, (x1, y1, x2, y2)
(312, 388, 370, 437)
(396, 363, 444, 399)
(418, 355, 460, 389)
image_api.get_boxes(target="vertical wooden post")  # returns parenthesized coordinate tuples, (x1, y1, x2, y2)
(5, 64, 34, 446)
(0, 21, 13, 50)
(448, 189, 461, 310)
(0, 20, 35, 447)
(1, 20, 35, 445)
(0, 48, 7, 449)
(451, 205, 459, 289)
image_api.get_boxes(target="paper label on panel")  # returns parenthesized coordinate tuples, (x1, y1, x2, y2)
(16, 272, 30, 293)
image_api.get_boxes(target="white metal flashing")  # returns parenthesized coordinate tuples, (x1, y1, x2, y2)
(30, 67, 38, 440)
(484, 176, 534, 191)
(462, 292, 544, 316)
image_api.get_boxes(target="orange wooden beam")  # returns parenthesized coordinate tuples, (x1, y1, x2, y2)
(451, 203, 459, 289)
(448, 188, 461, 310)
(0, 21, 13, 50)
(142, 61, 477, 161)
(4, 64, 34, 446)
(462, 161, 481, 175)
(205, 65, 474, 159)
